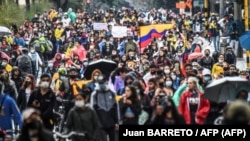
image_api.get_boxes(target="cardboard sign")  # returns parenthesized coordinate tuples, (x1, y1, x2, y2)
(112, 26, 127, 37)
(93, 22, 108, 31)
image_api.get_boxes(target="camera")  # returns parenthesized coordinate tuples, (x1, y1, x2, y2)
(156, 93, 168, 104)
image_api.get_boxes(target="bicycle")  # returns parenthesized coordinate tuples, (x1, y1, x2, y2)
(0, 129, 20, 141)
(53, 96, 72, 133)
(53, 131, 85, 141)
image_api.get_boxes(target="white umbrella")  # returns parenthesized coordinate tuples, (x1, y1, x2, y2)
(204, 76, 250, 103)
(0, 26, 12, 37)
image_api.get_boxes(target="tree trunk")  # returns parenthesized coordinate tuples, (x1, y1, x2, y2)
(26, 0, 30, 10)
(16, 0, 19, 5)
(62, 0, 68, 11)
(56, 0, 61, 10)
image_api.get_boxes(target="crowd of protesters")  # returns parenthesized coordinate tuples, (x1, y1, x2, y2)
(0, 5, 249, 141)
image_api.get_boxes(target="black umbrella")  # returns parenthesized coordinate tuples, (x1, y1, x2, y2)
(84, 59, 117, 80)
(204, 77, 250, 103)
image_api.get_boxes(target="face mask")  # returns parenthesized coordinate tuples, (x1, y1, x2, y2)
(177, 53, 182, 56)
(75, 100, 85, 107)
(31, 50, 35, 53)
(164, 70, 170, 74)
(48, 63, 53, 67)
(136, 89, 140, 94)
(11, 55, 15, 58)
(60, 76, 66, 80)
(1, 62, 7, 67)
(150, 71, 156, 75)
(90, 38, 94, 42)
(40, 81, 49, 88)
(83, 62, 88, 66)
(219, 59, 224, 63)
(25, 81, 32, 87)
(159, 82, 164, 87)
(204, 76, 211, 81)
(165, 81, 172, 87)
(126, 81, 132, 85)
(94, 76, 98, 80)
(69, 75, 77, 79)
(205, 53, 209, 56)
(179, 43, 183, 46)
(171, 75, 176, 80)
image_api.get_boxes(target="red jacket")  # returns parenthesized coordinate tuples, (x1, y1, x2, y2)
(178, 90, 210, 124)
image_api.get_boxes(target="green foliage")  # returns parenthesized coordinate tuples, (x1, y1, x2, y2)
(67, 0, 83, 11)
(0, 1, 53, 28)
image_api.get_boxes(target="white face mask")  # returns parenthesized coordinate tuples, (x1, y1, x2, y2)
(1, 62, 7, 67)
(30, 49, 35, 53)
(171, 75, 176, 80)
(40, 81, 49, 88)
(94, 76, 98, 80)
(219, 59, 224, 63)
(164, 69, 170, 74)
(177, 53, 182, 56)
(165, 81, 172, 87)
(75, 100, 84, 107)
(48, 63, 53, 67)
(60, 76, 66, 80)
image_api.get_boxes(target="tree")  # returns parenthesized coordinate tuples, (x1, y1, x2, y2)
(26, 0, 30, 10)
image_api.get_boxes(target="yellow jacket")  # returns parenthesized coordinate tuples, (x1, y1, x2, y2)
(49, 10, 57, 21)
(54, 28, 64, 40)
(64, 46, 74, 59)
(211, 63, 224, 78)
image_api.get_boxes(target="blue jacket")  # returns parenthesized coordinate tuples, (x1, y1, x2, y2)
(0, 94, 22, 132)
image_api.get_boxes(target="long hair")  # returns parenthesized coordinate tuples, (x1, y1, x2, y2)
(126, 85, 140, 104)
(163, 98, 186, 124)
(21, 74, 36, 91)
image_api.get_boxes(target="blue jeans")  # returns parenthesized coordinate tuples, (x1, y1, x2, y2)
(212, 36, 220, 51)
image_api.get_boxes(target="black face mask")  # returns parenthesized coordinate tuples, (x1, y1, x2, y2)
(69, 75, 78, 79)
(24, 81, 32, 87)
(159, 82, 164, 88)
(205, 53, 210, 56)
(150, 71, 156, 75)
(126, 81, 133, 85)
(223, 67, 229, 71)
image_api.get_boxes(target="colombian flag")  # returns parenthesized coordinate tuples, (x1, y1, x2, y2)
(139, 23, 175, 52)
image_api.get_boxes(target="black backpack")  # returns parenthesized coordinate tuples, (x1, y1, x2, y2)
(17, 55, 32, 70)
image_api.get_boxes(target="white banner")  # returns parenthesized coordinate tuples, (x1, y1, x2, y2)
(112, 26, 127, 38)
(93, 22, 108, 31)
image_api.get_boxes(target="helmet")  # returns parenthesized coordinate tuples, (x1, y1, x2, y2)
(58, 68, 67, 75)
